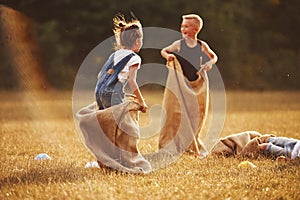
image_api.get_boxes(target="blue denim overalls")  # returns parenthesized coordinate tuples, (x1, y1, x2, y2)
(95, 52, 135, 109)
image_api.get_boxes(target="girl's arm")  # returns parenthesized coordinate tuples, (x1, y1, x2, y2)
(128, 64, 147, 113)
(97, 71, 101, 79)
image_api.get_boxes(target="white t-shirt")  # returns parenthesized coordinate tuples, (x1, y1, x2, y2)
(114, 49, 141, 83)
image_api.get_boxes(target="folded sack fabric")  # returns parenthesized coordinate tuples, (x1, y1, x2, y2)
(76, 100, 152, 173)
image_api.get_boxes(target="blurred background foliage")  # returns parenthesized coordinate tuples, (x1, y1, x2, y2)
(0, 0, 299, 90)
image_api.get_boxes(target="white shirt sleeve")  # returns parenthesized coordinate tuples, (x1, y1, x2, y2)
(118, 55, 141, 83)
(127, 55, 141, 69)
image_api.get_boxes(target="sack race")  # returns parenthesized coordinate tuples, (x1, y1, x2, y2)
(158, 58, 209, 156)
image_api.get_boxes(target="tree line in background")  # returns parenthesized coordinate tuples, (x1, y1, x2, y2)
(1, 0, 299, 90)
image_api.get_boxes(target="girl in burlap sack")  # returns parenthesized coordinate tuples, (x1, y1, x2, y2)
(95, 14, 147, 113)
(76, 14, 152, 173)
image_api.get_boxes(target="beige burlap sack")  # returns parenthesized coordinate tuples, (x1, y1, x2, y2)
(76, 100, 152, 173)
(210, 131, 263, 157)
(158, 58, 208, 156)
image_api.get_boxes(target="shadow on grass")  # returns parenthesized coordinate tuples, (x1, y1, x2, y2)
(1, 152, 181, 187)
(0, 164, 121, 188)
(1, 156, 299, 188)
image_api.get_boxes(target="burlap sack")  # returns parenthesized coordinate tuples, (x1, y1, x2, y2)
(76, 100, 152, 173)
(158, 58, 208, 156)
(210, 131, 264, 157)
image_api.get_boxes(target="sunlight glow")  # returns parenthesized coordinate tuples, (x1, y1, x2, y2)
(0, 5, 52, 119)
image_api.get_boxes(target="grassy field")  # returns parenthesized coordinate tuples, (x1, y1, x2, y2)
(0, 90, 299, 200)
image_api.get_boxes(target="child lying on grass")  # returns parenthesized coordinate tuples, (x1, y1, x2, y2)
(239, 135, 300, 160)
(211, 131, 300, 160)
(259, 136, 300, 160)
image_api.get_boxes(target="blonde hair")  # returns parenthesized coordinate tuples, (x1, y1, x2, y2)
(182, 14, 203, 30)
(113, 14, 143, 50)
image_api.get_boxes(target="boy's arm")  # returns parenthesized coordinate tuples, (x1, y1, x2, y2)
(201, 40, 218, 71)
(161, 40, 180, 61)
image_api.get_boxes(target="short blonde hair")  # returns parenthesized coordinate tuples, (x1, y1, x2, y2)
(182, 14, 203, 30)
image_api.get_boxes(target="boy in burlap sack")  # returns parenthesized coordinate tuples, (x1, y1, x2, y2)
(160, 14, 218, 156)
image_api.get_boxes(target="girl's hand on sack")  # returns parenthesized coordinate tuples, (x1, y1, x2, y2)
(140, 101, 148, 113)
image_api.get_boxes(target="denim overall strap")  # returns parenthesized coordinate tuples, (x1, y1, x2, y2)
(95, 53, 115, 94)
(95, 52, 135, 94)
(104, 52, 135, 90)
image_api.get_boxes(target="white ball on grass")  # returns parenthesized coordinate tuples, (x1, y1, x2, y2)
(34, 153, 51, 160)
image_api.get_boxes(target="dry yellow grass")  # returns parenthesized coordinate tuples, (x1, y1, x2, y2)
(0, 90, 299, 200)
